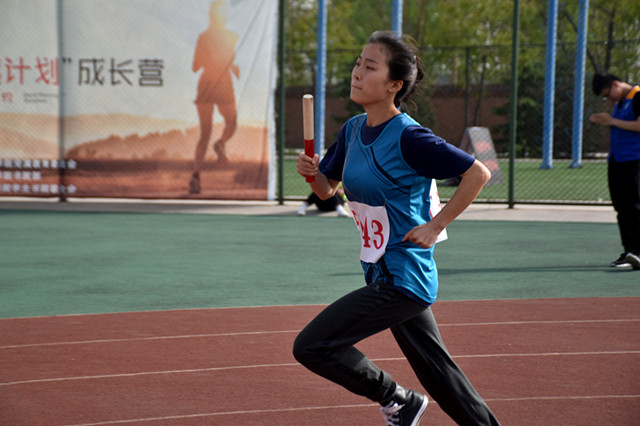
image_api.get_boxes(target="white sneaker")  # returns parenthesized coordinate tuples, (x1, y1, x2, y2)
(336, 205, 350, 217)
(297, 202, 308, 216)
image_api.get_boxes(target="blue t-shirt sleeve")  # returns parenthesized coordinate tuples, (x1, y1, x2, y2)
(401, 125, 475, 179)
(319, 124, 347, 181)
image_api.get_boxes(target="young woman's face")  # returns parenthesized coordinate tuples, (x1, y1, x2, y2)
(350, 43, 398, 107)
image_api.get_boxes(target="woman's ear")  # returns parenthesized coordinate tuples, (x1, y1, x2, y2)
(388, 80, 403, 95)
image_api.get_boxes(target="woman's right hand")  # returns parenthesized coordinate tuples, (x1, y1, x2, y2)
(296, 153, 341, 200)
(296, 152, 319, 179)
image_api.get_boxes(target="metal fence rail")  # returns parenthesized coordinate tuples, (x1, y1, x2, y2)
(280, 40, 639, 205)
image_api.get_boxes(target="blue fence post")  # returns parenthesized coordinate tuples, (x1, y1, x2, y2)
(392, 0, 403, 34)
(541, 0, 558, 170)
(570, 0, 589, 169)
(315, 0, 327, 155)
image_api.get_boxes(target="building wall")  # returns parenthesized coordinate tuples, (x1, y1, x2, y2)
(284, 85, 510, 152)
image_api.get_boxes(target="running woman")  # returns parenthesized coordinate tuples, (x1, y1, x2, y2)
(293, 31, 500, 425)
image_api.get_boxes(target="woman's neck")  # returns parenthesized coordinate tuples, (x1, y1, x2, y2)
(364, 103, 401, 127)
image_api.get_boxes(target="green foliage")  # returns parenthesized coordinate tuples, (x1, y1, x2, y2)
(492, 63, 544, 157)
(285, 0, 639, 85)
(284, 0, 638, 158)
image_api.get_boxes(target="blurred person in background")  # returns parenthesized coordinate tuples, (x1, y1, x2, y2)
(297, 184, 350, 217)
(590, 73, 640, 270)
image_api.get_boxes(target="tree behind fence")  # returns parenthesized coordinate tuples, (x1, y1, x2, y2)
(282, 40, 639, 204)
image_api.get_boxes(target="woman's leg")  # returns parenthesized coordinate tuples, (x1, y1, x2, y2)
(191, 103, 214, 193)
(391, 308, 500, 425)
(194, 103, 214, 173)
(293, 281, 425, 402)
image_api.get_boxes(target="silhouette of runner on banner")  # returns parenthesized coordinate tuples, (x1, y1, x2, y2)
(190, 0, 240, 194)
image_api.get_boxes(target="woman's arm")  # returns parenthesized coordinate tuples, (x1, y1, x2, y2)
(403, 160, 491, 248)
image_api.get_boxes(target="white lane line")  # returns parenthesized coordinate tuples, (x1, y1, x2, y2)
(0, 363, 300, 387)
(64, 395, 640, 426)
(0, 330, 300, 350)
(2, 351, 639, 387)
(65, 404, 380, 425)
(2, 318, 638, 350)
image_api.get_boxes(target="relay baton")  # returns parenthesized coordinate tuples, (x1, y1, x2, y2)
(302, 94, 315, 183)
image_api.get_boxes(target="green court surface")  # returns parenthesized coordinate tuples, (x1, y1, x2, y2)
(1, 210, 638, 319)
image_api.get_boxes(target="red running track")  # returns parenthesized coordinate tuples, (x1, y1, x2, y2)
(1, 297, 639, 425)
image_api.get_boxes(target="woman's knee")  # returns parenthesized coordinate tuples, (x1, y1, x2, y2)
(292, 332, 311, 363)
(292, 329, 326, 366)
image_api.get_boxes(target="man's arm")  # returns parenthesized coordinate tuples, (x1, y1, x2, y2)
(589, 113, 640, 133)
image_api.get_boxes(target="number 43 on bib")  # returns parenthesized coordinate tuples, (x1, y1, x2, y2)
(347, 180, 447, 263)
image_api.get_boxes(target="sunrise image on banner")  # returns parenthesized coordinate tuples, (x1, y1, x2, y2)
(0, 0, 278, 200)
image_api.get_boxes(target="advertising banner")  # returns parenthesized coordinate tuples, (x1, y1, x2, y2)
(0, 0, 278, 200)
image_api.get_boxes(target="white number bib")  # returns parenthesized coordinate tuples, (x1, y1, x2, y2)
(347, 181, 447, 263)
(429, 180, 448, 243)
(347, 200, 390, 263)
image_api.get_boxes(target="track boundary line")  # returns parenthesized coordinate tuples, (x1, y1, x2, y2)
(2, 318, 638, 350)
(1, 296, 638, 321)
(0, 330, 300, 350)
(65, 404, 380, 426)
(65, 395, 640, 426)
(2, 351, 639, 387)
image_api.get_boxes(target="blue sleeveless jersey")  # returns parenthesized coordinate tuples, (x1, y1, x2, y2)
(610, 86, 640, 162)
(342, 113, 440, 305)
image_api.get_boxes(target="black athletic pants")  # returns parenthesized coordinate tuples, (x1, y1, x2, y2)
(608, 158, 640, 254)
(292, 280, 500, 425)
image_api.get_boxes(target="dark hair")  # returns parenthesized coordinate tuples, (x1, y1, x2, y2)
(592, 72, 620, 96)
(368, 31, 424, 107)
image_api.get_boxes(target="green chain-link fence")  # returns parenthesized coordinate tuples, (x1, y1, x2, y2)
(280, 39, 640, 205)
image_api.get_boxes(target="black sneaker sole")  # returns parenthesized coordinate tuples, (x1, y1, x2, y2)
(610, 262, 632, 268)
(625, 253, 640, 270)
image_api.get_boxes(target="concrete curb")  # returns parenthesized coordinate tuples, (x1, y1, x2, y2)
(0, 197, 616, 223)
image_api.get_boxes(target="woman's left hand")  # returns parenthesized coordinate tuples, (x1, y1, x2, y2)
(402, 222, 440, 249)
(404, 160, 490, 249)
